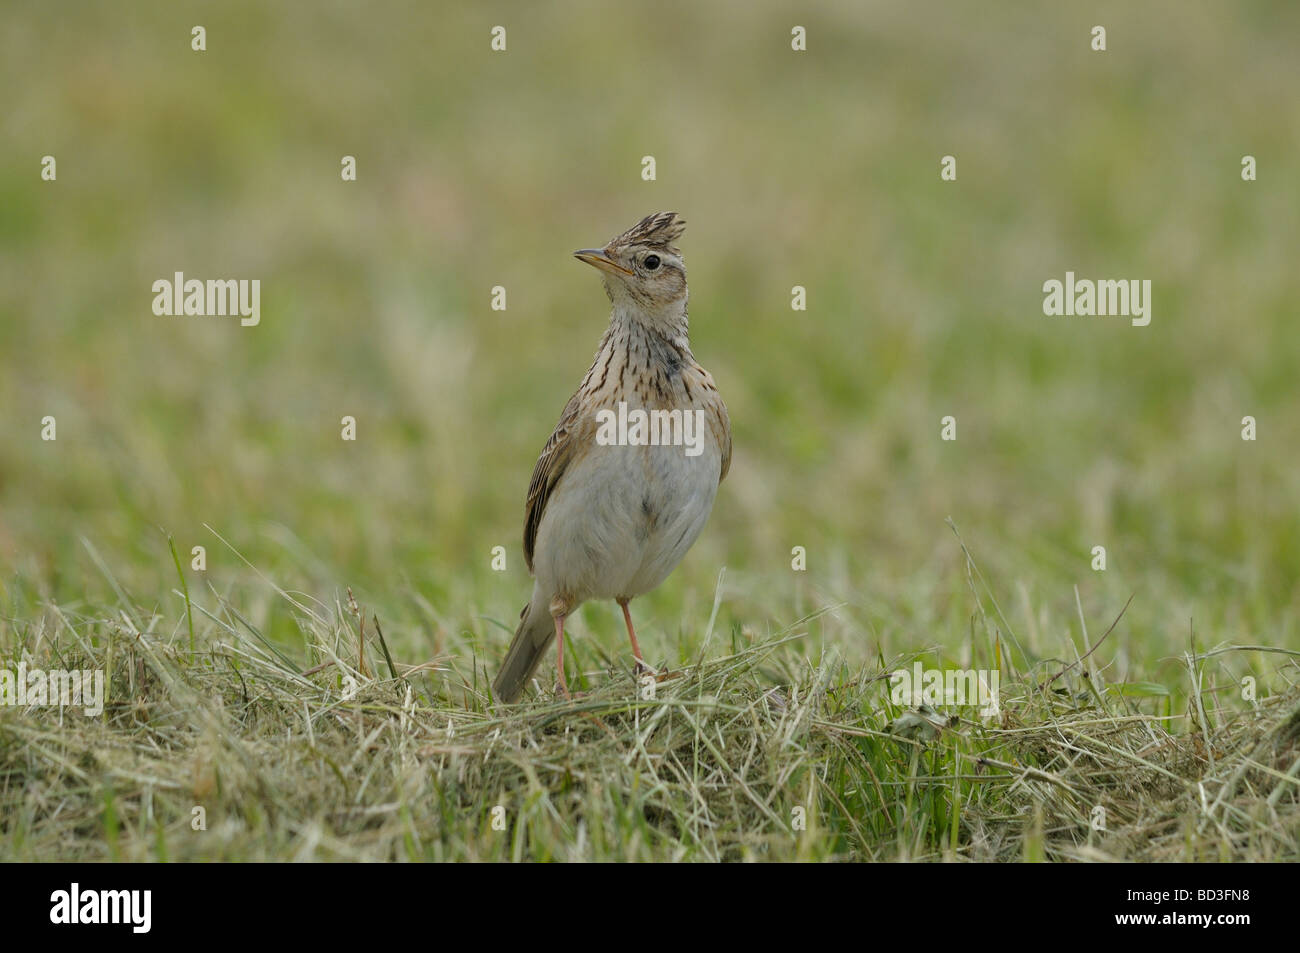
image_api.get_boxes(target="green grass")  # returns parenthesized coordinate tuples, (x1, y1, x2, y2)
(2, 1, 1299, 861)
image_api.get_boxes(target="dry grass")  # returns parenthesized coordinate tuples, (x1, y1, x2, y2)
(3, 550, 1295, 862)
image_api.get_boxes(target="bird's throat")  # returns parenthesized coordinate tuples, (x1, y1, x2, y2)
(609, 298, 690, 350)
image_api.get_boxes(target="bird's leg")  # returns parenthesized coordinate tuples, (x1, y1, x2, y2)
(553, 612, 571, 700)
(617, 598, 646, 674)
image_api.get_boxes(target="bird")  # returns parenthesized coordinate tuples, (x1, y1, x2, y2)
(493, 211, 731, 703)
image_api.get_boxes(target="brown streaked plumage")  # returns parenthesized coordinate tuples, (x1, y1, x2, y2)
(494, 212, 731, 703)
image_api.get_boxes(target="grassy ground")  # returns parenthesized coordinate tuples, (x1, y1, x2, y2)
(4, 548, 1298, 861)
(2, 2, 1299, 860)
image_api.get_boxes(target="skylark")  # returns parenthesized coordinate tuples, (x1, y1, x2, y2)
(493, 212, 731, 702)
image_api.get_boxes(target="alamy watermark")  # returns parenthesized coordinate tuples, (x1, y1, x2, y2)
(1042, 271, 1151, 327)
(0, 661, 104, 716)
(890, 662, 1000, 717)
(50, 883, 150, 933)
(595, 401, 705, 457)
(152, 272, 260, 326)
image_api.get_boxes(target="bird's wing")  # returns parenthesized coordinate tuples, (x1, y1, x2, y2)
(695, 364, 732, 484)
(716, 398, 732, 483)
(523, 387, 584, 573)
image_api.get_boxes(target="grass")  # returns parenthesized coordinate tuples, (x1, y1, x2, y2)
(2, 1, 1299, 860)
(2, 529, 1297, 862)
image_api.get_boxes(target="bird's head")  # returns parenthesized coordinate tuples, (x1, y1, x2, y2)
(574, 212, 689, 336)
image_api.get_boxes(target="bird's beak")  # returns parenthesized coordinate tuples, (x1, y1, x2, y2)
(574, 248, 634, 277)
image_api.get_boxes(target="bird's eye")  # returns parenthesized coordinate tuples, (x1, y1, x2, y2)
(644, 255, 660, 271)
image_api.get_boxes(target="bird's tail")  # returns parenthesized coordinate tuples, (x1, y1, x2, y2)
(493, 595, 555, 703)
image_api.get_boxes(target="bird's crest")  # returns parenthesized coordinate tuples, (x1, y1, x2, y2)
(609, 211, 686, 254)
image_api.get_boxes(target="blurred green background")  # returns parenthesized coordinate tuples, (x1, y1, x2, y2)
(2, 2, 1297, 685)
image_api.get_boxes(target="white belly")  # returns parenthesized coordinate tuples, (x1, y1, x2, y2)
(531, 440, 720, 603)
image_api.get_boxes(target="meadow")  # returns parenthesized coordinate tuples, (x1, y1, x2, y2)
(1, 1, 1297, 861)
